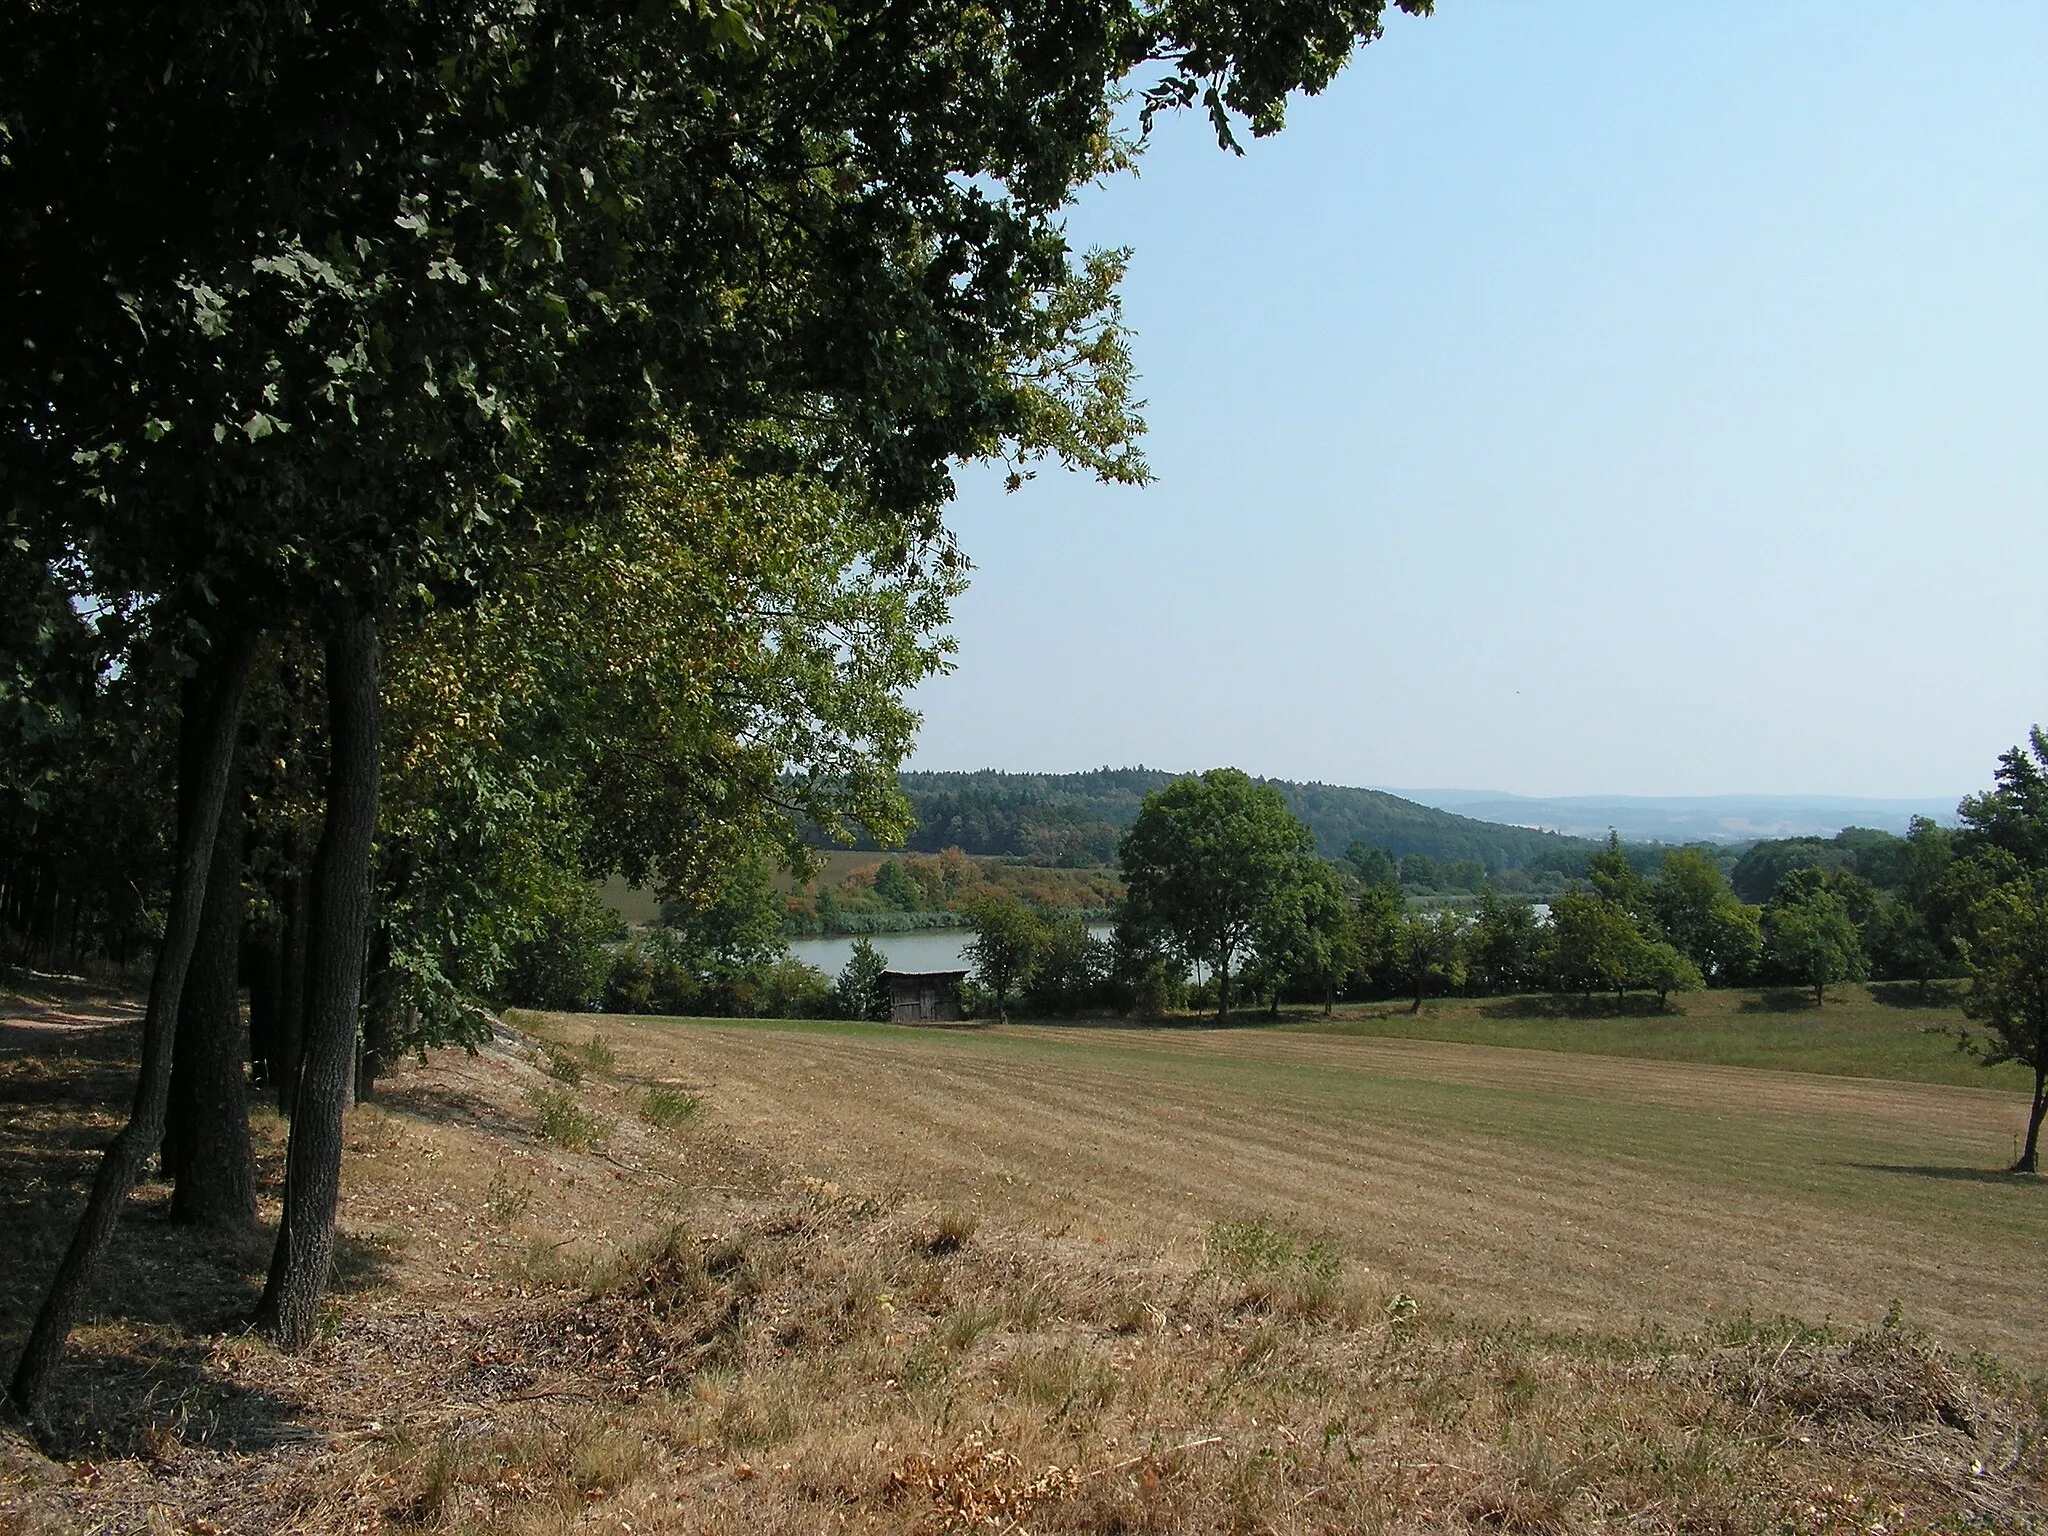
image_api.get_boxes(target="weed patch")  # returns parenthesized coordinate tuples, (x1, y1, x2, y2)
(640, 1084, 701, 1129)
(522, 1082, 606, 1149)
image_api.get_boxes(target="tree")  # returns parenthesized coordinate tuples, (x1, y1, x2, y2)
(1395, 909, 1465, 1013)
(964, 895, 1048, 1022)
(1251, 857, 1355, 1014)
(1118, 769, 1317, 1018)
(1632, 939, 1703, 1008)
(1546, 888, 1645, 1000)
(1957, 728, 2048, 870)
(874, 860, 924, 912)
(6, 0, 1435, 1411)
(1650, 847, 1759, 985)
(1763, 885, 1865, 1006)
(1959, 875, 2048, 1172)
(1465, 887, 1544, 995)
(835, 939, 892, 1023)
(1345, 842, 1399, 888)
(1351, 881, 1407, 997)
(1587, 831, 1651, 916)
(1027, 912, 1105, 1016)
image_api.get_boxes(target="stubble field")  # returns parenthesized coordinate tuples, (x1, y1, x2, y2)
(587, 1011, 2048, 1369)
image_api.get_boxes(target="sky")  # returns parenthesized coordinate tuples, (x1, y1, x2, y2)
(903, 1, 2048, 798)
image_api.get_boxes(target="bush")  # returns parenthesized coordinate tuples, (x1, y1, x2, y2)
(524, 1083, 607, 1149)
(502, 878, 623, 1010)
(641, 1085, 702, 1129)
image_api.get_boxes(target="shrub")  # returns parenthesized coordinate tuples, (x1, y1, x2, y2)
(524, 1083, 607, 1150)
(641, 1085, 702, 1129)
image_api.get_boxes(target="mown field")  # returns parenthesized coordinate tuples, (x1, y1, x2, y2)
(1292, 981, 2029, 1090)
(590, 1005, 2048, 1370)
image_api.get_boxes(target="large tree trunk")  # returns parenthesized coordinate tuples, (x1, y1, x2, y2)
(168, 754, 257, 1227)
(255, 610, 380, 1351)
(2017, 1064, 2046, 1175)
(9, 634, 254, 1425)
(273, 851, 312, 1114)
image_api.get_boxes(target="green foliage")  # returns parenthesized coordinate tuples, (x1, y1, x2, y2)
(1395, 908, 1466, 1011)
(1465, 888, 1545, 995)
(1026, 911, 1107, 1016)
(1652, 847, 1759, 985)
(524, 1084, 607, 1151)
(502, 879, 625, 1012)
(963, 895, 1049, 1021)
(1119, 769, 1317, 1017)
(1546, 888, 1646, 999)
(872, 859, 924, 911)
(835, 938, 892, 1023)
(1763, 885, 1866, 1005)
(641, 1086, 704, 1130)
(1344, 842, 1400, 888)
(849, 769, 1602, 876)
(1958, 728, 2048, 869)
(1250, 857, 1356, 1013)
(1958, 873, 2048, 1169)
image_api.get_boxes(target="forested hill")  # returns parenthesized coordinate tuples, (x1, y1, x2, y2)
(838, 769, 1601, 872)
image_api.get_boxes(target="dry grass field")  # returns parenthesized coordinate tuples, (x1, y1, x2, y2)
(582, 1012, 2048, 1368)
(3, 986, 2044, 1535)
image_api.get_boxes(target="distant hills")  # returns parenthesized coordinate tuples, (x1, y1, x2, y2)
(857, 769, 1601, 872)
(1386, 789, 1962, 844)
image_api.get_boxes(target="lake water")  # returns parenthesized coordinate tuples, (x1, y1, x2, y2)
(785, 926, 1112, 978)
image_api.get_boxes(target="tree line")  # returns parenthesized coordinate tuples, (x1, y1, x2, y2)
(813, 767, 1606, 881)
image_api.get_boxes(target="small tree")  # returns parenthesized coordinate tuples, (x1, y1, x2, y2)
(835, 938, 891, 1022)
(1961, 876, 2048, 1172)
(1396, 909, 1466, 1013)
(1633, 939, 1704, 1009)
(1763, 886, 1865, 1005)
(964, 895, 1047, 1023)
(1466, 887, 1544, 995)
(1027, 911, 1103, 1016)
(1546, 888, 1644, 1000)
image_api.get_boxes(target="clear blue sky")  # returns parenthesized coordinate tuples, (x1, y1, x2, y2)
(904, 1, 2047, 798)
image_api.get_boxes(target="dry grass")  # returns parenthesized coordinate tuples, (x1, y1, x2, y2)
(1, 1002, 2043, 1535)
(598, 1013, 2048, 1369)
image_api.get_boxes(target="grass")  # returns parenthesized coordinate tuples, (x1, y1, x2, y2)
(1287, 981, 2029, 1089)
(583, 1006, 2048, 1368)
(5, 991, 2046, 1534)
(521, 1081, 608, 1149)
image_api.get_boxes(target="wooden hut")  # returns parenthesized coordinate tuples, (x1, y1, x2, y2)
(880, 969, 967, 1024)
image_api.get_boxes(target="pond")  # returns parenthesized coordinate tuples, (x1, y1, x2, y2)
(784, 926, 1113, 978)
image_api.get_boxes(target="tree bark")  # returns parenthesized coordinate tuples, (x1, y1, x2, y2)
(168, 754, 257, 1227)
(2017, 1064, 2046, 1175)
(254, 609, 380, 1351)
(273, 855, 311, 1114)
(245, 926, 280, 1087)
(9, 633, 254, 1425)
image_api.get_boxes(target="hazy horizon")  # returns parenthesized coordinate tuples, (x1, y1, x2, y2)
(904, 1, 2046, 799)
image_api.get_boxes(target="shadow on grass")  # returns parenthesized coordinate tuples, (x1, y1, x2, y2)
(0, 1016, 319, 1456)
(1865, 980, 1968, 1010)
(1848, 1163, 2042, 1188)
(1738, 989, 1823, 1014)
(1477, 994, 1685, 1021)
